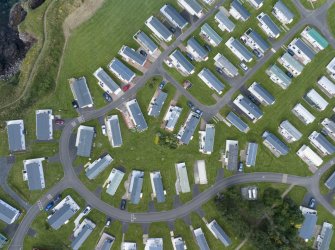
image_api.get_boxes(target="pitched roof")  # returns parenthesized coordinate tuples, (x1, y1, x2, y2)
(71, 221, 95, 250)
(198, 68, 225, 93)
(280, 120, 302, 140)
(120, 45, 147, 66)
(48, 204, 76, 230)
(299, 213, 317, 240)
(268, 64, 292, 87)
(203, 124, 215, 153)
(160, 4, 188, 29)
(214, 53, 238, 76)
(325, 171, 335, 189)
(106, 115, 122, 147)
(246, 29, 269, 52)
(231, 0, 250, 20)
(194, 228, 210, 250)
(36, 110, 53, 140)
(149, 91, 168, 117)
(246, 142, 258, 166)
(263, 131, 289, 155)
(0, 200, 19, 224)
(134, 31, 158, 54)
(230, 38, 253, 62)
(109, 58, 136, 83)
(187, 37, 208, 59)
(127, 99, 148, 132)
(93, 67, 121, 93)
(6, 120, 26, 152)
(274, 1, 294, 21)
(292, 38, 316, 60)
(281, 52, 304, 72)
(182, 0, 203, 14)
(152, 173, 165, 203)
(85, 154, 113, 180)
(146, 16, 172, 41)
(76, 126, 95, 157)
(305, 27, 329, 48)
(235, 95, 263, 120)
(179, 112, 201, 144)
(215, 10, 235, 31)
(25, 160, 45, 190)
(170, 49, 195, 74)
(226, 112, 249, 133)
(70, 77, 93, 108)
(208, 220, 231, 247)
(130, 171, 144, 204)
(201, 23, 222, 45)
(248, 82, 275, 105)
(106, 168, 125, 196)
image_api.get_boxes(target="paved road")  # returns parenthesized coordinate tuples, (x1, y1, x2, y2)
(8, 0, 335, 249)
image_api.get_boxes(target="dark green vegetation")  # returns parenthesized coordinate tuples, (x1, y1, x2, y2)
(215, 186, 311, 250)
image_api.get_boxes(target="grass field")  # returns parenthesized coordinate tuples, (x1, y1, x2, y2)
(327, 3, 335, 37)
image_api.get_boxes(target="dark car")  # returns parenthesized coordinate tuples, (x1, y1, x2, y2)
(72, 100, 79, 109)
(186, 53, 194, 61)
(215, 67, 224, 75)
(204, 44, 211, 52)
(45, 201, 55, 212)
(122, 84, 131, 92)
(253, 49, 262, 58)
(103, 92, 113, 102)
(287, 48, 295, 56)
(55, 119, 65, 125)
(120, 199, 127, 210)
(169, 27, 176, 33)
(308, 198, 316, 209)
(187, 101, 194, 110)
(159, 81, 167, 90)
(139, 50, 147, 57)
(54, 194, 62, 203)
(286, 71, 293, 78)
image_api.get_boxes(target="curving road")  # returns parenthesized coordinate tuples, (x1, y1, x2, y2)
(8, 0, 335, 249)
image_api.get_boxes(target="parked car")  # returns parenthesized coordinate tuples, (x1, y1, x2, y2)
(215, 67, 224, 75)
(45, 201, 55, 212)
(195, 109, 203, 116)
(240, 35, 247, 44)
(139, 50, 147, 57)
(103, 92, 113, 102)
(238, 162, 244, 172)
(287, 48, 295, 56)
(122, 84, 131, 92)
(183, 80, 192, 90)
(187, 101, 194, 110)
(72, 100, 79, 109)
(101, 125, 107, 136)
(253, 49, 261, 58)
(186, 52, 194, 61)
(286, 71, 293, 78)
(308, 198, 316, 209)
(204, 44, 211, 52)
(120, 199, 127, 210)
(169, 27, 176, 33)
(83, 206, 91, 215)
(159, 81, 167, 90)
(240, 63, 248, 72)
(54, 194, 62, 203)
(55, 119, 65, 125)
(105, 218, 111, 227)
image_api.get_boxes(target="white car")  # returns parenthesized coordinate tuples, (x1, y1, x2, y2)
(240, 62, 248, 72)
(101, 125, 107, 136)
(83, 206, 91, 215)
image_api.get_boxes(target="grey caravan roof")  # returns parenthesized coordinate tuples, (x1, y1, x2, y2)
(187, 37, 208, 59)
(95, 68, 120, 92)
(71, 224, 94, 250)
(77, 127, 94, 157)
(227, 143, 239, 171)
(226, 112, 249, 133)
(246, 29, 269, 52)
(231, 39, 253, 62)
(268, 64, 292, 87)
(171, 50, 195, 74)
(36, 111, 52, 140)
(231, 0, 250, 20)
(280, 120, 302, 140)
(215, 10, 235, 31)
(250, 83, 275, 105)
(210, 221, 232, 246)
(26, 162, 44, 190)
(180, 114, 200, 144)
(200, 68, 225, 93)
(260, 14, 281, 37)
(109, 58, 135, 82)
(101, 238, 114, 250)
(325, 171, 335, 189)
(238, 96, 263, 119)
(86, 156, 112, 180)
(246, 142, 258, 166)
(174, 238, 186, 250)
(204, 125, 215, 153)
(195, 230, 210, 250)
(0, 201, 18, 224)
(71, 77, 93, 108)
(314, 133, 335, 154)
(130, 175, 144, 204)
(263, 132, 289, 155)
(184, 0, 202, 14)
(319, 225, 333, 250)
(108, 117, 122, 147)
(135, 31, 158, 53)
(294, 38, 316, 60)
(122, 46, 147, 66)
(215, 54, 238, 76)
(48, 204, 76, 229)
(147, 16, 172, 41)
(161, 4, 188, 29)
(7, 122, 25, 152)
(128, 100, 148, 132)
(281, 52, 304, 72)
(274, 1, 294, 21)
(149, 91, 168, 117)
(201, 23, 222, 45)
(153, 176, 165, 203)
(299, 213, 317, 240)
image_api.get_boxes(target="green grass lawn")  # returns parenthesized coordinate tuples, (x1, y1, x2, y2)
(327, 3, 335, 37)
(300, 0, 328, 9)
